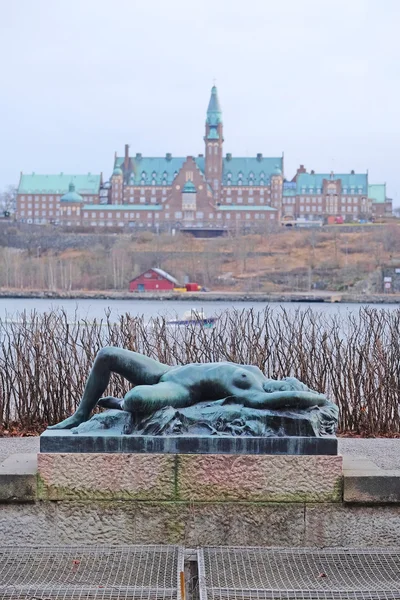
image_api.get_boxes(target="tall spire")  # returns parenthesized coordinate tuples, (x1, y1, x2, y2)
(207, 85, 222, 126)
(204, 85, 224, 201)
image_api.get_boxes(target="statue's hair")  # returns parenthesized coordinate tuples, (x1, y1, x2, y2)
(283, 377, 314, 393)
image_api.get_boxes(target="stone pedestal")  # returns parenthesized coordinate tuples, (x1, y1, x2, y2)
(37, 453, 343, 503)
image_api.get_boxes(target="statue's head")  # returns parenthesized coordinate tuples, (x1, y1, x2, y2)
(262, 377, 312, 393)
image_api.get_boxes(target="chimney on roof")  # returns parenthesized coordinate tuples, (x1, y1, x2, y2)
(351, 169, 355, 174)
(226, 153, 232, 161)
(124, 144, 130, 169)
(136, 152, 142, 161)
(198, 153, 204, 157)
(311, 169, 315, 174)
(166, 153, 172, 161)
(291, 164, 306, 183)
(257, 153, 263, 162)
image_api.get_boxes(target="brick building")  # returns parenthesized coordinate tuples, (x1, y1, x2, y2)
(16, 174, 101, 225)
(281, 170, 392, 222)
(15, 86, 392, 230)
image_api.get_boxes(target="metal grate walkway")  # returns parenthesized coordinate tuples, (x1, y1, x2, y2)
(0, 544, 184, 600)
(198, 547, 400, 600)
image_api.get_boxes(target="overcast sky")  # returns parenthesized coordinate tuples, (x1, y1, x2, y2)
(0, 0, 399, 204)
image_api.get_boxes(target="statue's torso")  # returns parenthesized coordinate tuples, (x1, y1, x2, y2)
(160, 362, 266, 402)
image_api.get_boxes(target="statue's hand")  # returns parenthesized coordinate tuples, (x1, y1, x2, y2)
(221, 396, 242, 406)
(47, 413, 88, 430)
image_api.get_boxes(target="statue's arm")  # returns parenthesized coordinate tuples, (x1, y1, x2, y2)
(226, 390, 331, 410)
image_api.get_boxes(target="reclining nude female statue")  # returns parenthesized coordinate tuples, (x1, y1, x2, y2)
(50, 347, 332, 430)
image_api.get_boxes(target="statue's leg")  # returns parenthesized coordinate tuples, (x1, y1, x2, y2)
(122, 382, 192, 415)
(48, 348, 170, 429)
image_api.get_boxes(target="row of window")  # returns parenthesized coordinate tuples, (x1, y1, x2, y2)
(20, 210, 58, 217)
(19, 195, 96, 202)
(224, 188, 271, 196)
(82, 212, 160, 220)
(300, 188, 364, 195)
(225, 197, 268, 205)
(20, 203, 55, 209)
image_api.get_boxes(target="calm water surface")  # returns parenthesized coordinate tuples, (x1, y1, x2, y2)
(0, 297, 398, 322)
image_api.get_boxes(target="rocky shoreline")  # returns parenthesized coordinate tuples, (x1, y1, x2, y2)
(0, 289, 399, 303)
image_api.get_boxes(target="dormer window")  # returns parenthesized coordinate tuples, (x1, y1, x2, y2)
(152, 171, 156, 179)
(152, 179, 156, 185)
(309, 187, 313, 194)
(317, 188, 321, 194)
(173, 171, 178, 178)
(343, 187, 347, 194)
(302, 187, 306, 193)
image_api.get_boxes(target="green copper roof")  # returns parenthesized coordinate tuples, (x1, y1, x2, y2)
(182, 181, 197, 193)
(82, 204, 162, 211)
(60, 183, 83, 203)
(18, 173, 101, 194)
(114, 156, 186, 185)
(368, 183, 386, 203)
(207, 127, 220, 140)
(207, 85, 222, 126)
(112, 166, 123, 176)
(217, 205, 276, 211)
(222, 157, 283, 185)
(296, 172, 368, 194)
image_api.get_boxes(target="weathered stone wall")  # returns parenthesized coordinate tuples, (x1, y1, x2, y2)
(3, 501, 400, 548)
(37, 453, 343, 503)
(3, 452, 400, 548)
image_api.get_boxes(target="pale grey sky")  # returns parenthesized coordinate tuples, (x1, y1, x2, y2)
(0, 0, 399, 203)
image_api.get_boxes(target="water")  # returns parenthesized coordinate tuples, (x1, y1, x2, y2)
(0, 297, 398, 323)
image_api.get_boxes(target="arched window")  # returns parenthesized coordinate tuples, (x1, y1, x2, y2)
(152, 179, 156, 185)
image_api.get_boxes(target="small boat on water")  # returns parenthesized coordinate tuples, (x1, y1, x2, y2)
(166, 308, 218, 328)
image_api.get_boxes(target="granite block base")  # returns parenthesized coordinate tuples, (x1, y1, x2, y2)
(37, 453, 343, 502)
(40, 430, 338, 455)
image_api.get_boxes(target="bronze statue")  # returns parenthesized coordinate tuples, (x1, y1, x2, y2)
(49, 347, 333, 430)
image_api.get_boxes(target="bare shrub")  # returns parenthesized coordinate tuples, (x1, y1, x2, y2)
(0, 307, 399, 435)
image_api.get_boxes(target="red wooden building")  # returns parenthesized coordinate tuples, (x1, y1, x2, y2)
(129, 268, 179, 292)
